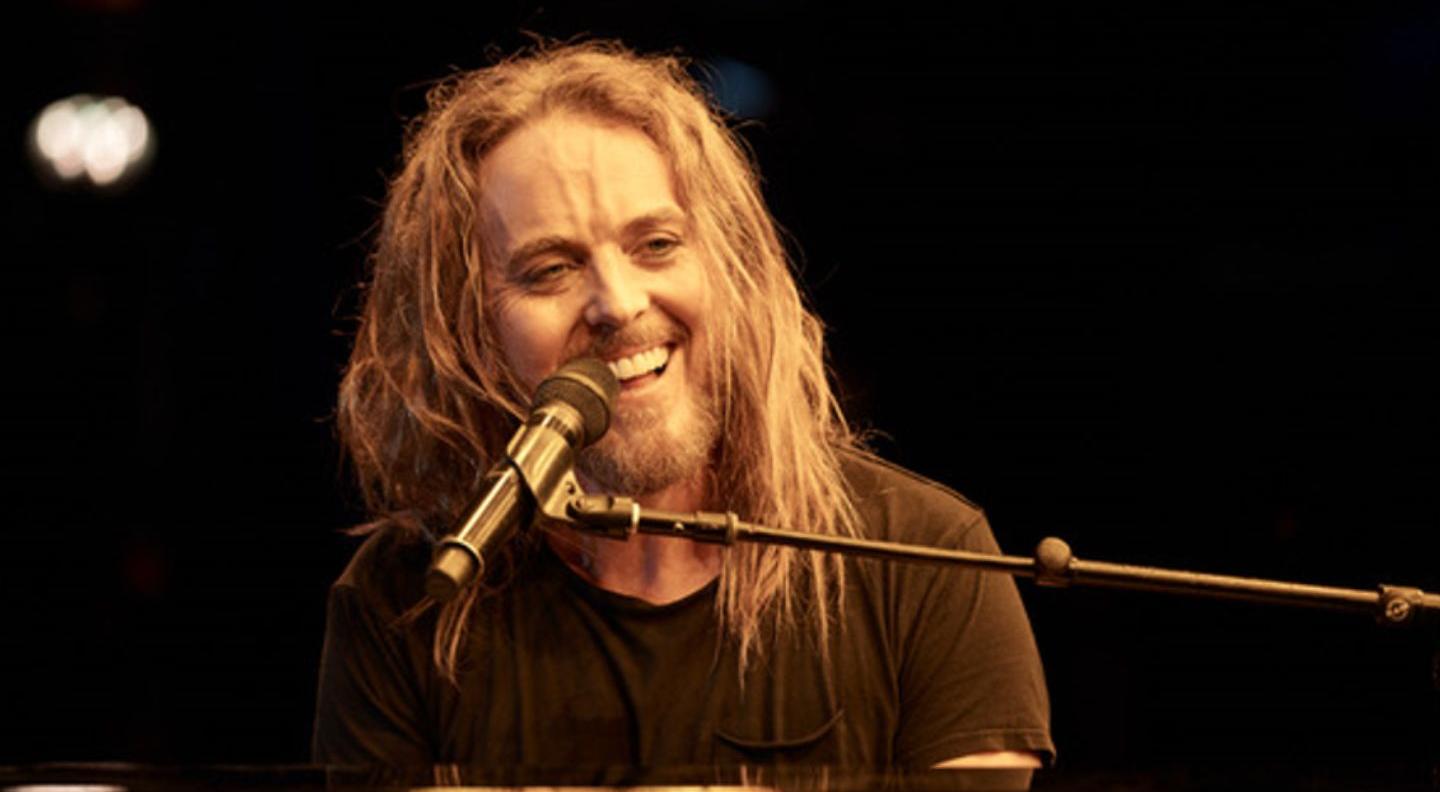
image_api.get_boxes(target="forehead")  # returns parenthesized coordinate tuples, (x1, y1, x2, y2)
(476, 113, 682, 251)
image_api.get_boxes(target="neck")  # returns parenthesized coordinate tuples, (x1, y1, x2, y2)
(545, 471, 722, 604)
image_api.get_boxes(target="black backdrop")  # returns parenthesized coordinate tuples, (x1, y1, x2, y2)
(3, 0, 1437, 772)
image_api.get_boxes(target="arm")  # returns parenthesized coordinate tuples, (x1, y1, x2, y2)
(934, 751, 1043, 792)
(312, 582, 432, 766)
(892, 512, 1055, 767)
(934, 751, 1043, 768)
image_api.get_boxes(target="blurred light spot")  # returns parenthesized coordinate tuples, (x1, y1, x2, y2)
(30, 95, 154, 188)
(5, 786, 129, 792)
(122, 540, 169, 598)
(699, 57, 777, 120)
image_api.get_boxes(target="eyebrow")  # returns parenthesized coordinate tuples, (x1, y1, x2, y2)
(619, 207, 687, 239)
(503, 207, 688, 273)
(505, 236, 585, 274)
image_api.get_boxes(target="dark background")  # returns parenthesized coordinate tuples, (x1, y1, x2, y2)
(4, 0, 1438, 775)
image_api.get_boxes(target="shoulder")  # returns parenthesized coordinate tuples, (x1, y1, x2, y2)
(837, 447, 992, 550)
(330, 523, 433, 619)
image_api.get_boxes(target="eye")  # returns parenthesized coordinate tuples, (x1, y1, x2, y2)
(520, 259, 579, 289)
(636, 234, 681, 261)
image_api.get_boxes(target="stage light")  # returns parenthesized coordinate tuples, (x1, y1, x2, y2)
(30, 94, 154, 188)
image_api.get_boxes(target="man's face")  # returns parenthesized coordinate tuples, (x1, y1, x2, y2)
(478, 112, 717, 496)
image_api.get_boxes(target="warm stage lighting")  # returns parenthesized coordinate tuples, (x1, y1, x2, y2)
(29, 94, 154, 189)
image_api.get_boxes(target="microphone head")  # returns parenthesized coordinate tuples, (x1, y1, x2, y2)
(532, 357, 620, 447)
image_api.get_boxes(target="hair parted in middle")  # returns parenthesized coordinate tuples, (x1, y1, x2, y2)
(337, 40, 862, 680)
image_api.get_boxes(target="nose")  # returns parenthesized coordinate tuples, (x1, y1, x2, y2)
(583, 247, 649, 328)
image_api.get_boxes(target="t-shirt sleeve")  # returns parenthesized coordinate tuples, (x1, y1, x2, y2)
(311, 581, 433, 766)
(892, 513, 1054, 767)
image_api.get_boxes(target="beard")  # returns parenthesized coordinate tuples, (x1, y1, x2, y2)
(575, 385, 719, 497)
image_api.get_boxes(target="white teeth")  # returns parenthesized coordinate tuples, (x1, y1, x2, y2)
(607, 345, 670, 381)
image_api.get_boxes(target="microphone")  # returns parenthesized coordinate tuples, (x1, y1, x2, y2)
(425, 357, 619, 602)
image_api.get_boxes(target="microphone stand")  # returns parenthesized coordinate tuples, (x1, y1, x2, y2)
(524, 481, 1439, 780)
(561, 493, 1440, 628)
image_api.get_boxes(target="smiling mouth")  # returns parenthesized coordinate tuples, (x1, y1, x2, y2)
(605, 344, 671, 384)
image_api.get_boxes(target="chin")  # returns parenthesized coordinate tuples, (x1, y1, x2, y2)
(578, 402, 717, 497)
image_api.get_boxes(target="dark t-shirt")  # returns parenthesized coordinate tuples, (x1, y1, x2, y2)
(312, 451, 1054, 768)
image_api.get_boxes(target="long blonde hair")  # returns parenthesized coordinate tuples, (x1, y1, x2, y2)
(338, 40, 860, 680)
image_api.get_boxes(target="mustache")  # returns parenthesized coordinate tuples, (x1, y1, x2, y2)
(580, 316, 689, 360)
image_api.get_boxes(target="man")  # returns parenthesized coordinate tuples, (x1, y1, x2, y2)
(313, 41, 1053, 772)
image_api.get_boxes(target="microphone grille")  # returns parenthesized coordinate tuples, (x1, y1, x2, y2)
(532, 357, 620, 447)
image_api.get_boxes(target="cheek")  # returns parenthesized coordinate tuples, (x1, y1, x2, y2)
(658, 258, 715, 381)
(664, 259, 711, 337)
(492, 299, 575, 391)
